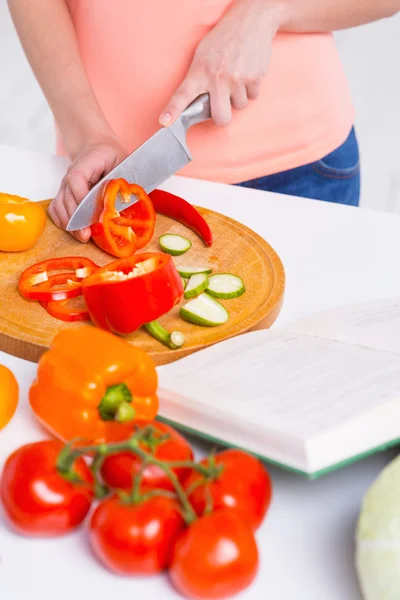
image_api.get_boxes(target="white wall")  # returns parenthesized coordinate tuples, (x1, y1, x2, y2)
(0, 3, 399, 212)
(335, 15, 400, 212)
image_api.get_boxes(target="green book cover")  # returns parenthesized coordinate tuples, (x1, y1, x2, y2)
(157, 415, 400, 479)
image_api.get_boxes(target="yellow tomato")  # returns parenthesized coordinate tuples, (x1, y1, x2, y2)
(0, 193, 46, 252)
(0, 365, 19, 431)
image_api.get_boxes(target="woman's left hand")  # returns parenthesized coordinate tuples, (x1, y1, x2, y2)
(159, 0, 284, 127)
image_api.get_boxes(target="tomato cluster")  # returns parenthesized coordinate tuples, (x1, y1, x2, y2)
(0, 422, 272, 599)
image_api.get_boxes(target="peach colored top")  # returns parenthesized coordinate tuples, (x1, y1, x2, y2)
(63, 0, 355, 183)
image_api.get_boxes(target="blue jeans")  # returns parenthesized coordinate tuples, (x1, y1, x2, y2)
(237, 127, 360, 206)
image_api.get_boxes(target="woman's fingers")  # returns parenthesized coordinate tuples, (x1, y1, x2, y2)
(63, 185, 91, 242)
(47, 139, 127, 242)
(64, 171, 92, 242)
(209, 84, 232, 126)
(160, 67, 260, 127)
(65, 169, 90, 214)
(246, 79, 262, 101)
(48, 179, 67, 229)
(159, 78, 202, 126)
(231, 83, 249, 111)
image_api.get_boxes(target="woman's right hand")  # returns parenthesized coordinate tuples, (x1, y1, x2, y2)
(48, 138, 128, 242)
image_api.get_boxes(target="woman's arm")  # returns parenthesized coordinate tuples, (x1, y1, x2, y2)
(8, 0, 115, 157)
(8, 0, 127, 240)
(160, 0, 399, 126)
(278, 0, 399, 31)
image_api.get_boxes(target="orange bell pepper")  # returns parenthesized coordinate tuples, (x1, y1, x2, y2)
(0, 365, 19, 431)
(29, 326, 158, 444)
(0, 192, 46, 252)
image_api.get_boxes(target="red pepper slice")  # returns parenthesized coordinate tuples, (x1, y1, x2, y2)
(82, 252, 184, 335)
(149, 189, 213, 247)
(40, 297, 90, 322)
(18, 257, 99, 301)
(91, 179, 156, 258)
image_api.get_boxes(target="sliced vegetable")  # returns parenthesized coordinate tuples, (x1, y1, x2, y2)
(180, 293, 229, 327)
(181, 276, 188, 289)
(40, 296, 90, 322)
(29, 326, 159, 444)
(91, 178, 156, 258)
(0, 192, 46, 252)
(18, 257, 99, 301)
(82, 253, 184, 335)
(184, 272, 209, 299)
(177, 265, 212, 278)
(206, 273, 245, 299)
(149, 189, 213, 247)
(144, 321, 185, 350)
(159, 234, 191, 256)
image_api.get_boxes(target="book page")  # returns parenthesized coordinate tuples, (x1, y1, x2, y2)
(291, 297, 400, 355)
(158, 330, 400, 439)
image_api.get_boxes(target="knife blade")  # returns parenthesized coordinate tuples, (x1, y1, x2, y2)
(66, 94, 211, 231)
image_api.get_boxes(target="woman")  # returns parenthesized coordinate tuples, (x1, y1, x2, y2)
(8, 0, 399, 242)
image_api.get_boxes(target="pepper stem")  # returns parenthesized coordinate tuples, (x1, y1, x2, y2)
(144, 321, 185, 350)
(98, 383, 135, 423)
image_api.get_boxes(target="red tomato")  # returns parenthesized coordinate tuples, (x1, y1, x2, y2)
(89, 495, 185, 575)
(170, 509, 259, 599)
(184, 449, 272, 530)
(0, 440, 93, 536)
(101, 422, 194, 491)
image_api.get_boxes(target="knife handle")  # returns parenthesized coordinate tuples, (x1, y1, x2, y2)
(181, 94, 211, 130)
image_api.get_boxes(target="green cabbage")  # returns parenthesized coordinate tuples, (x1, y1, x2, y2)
(356, 454, 400, 600)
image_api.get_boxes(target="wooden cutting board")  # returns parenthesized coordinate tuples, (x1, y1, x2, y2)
(0, 202, 285, 365)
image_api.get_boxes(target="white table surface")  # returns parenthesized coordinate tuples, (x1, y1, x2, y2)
(0, 144, 399, 600)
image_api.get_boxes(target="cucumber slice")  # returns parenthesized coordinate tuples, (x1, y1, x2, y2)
(180, 293, 229, 327)
(177, 266, 212, 278)
(206, 273, 245, 299)
(184, 273, 209, 299)
(159, 234, 192, 256)
(181, 276, 188, 290)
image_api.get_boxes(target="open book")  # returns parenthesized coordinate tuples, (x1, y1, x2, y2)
(157, 297, 400, 478)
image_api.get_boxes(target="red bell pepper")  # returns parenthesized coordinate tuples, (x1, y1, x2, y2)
(40, 297, 90, 322)
(149, 189, 213, 247)
(82, 252, 184, 335)
(91, 179, 156, 258)
(18, 257, 99, 302)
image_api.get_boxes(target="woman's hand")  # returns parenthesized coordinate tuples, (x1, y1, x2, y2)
(159, 0, 284, 127)
(48, 138, 127, 242)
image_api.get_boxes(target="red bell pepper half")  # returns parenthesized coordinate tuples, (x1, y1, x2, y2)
(82, 252, 184, 335)
(18, 257, 99, 302)
(91, 179, 156, 258)
(149, 189, 213, 247)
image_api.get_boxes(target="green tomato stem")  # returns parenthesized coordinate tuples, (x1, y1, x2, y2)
(56, 425, 224, 525)
(90, 449, 110, 499)
(57, 426, 198, 524)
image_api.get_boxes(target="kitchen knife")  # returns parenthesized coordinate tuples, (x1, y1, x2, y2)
(66, 93, 211, 231)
